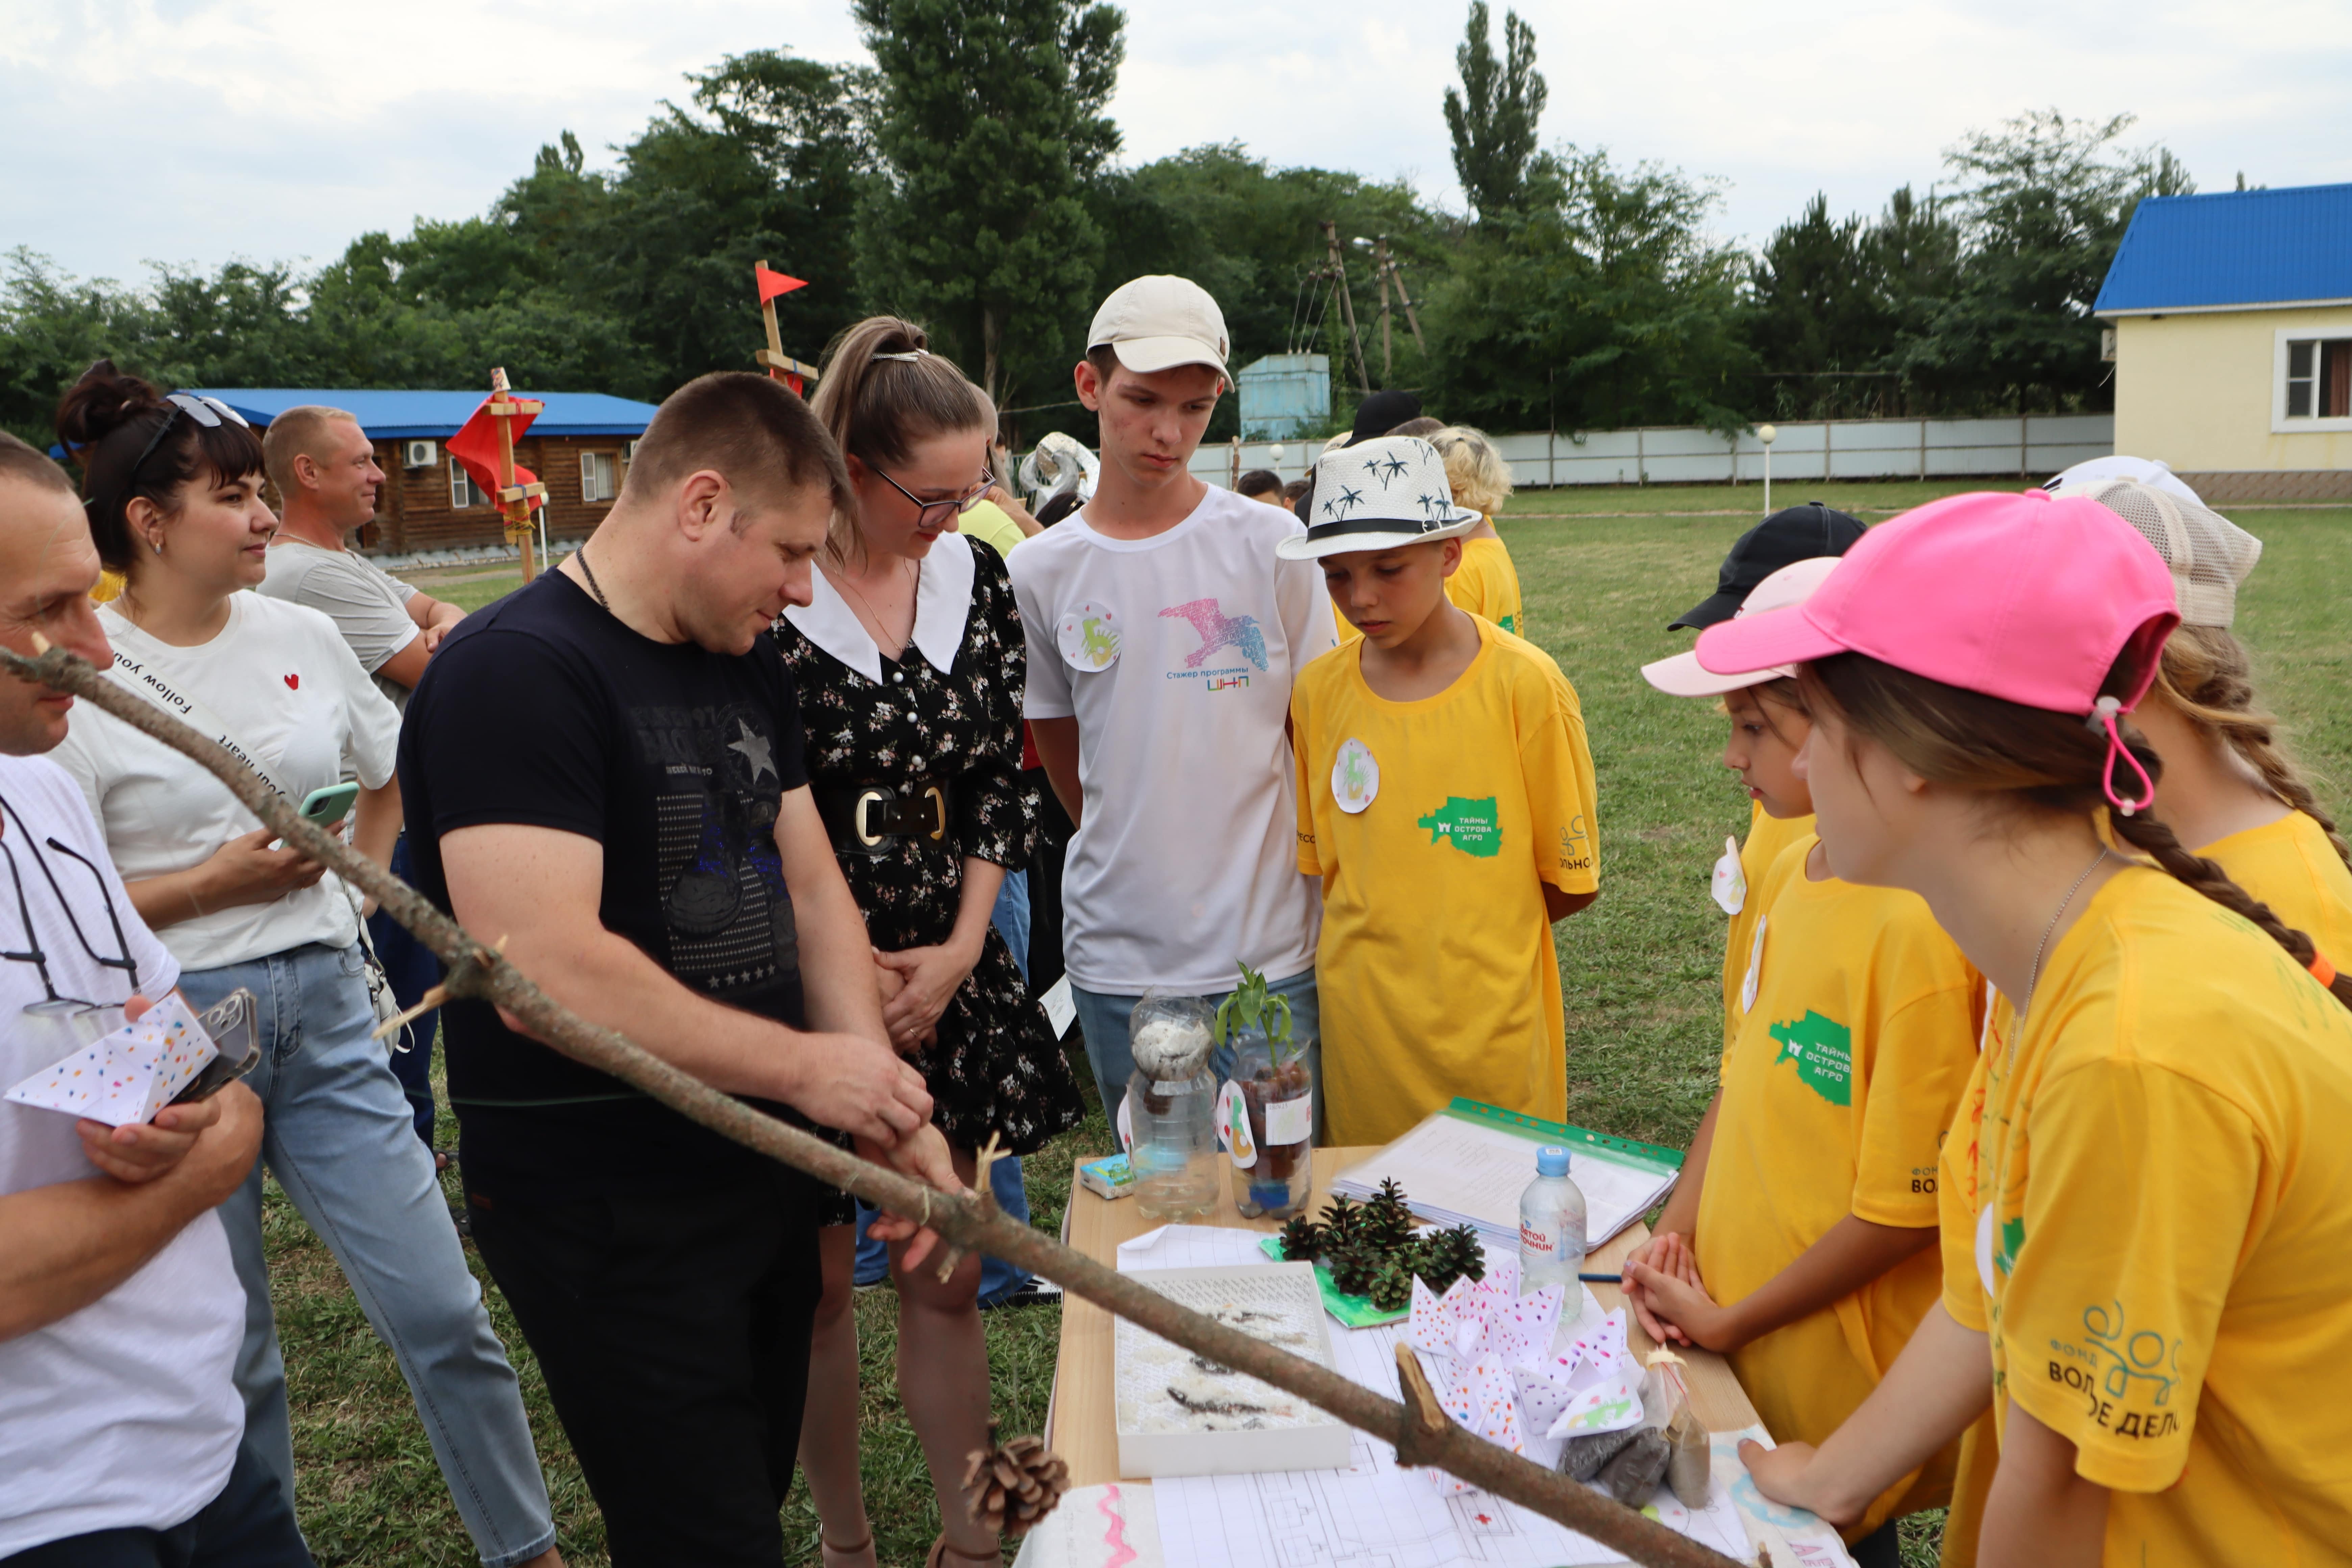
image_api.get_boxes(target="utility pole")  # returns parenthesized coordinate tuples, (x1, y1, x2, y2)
(1355, 234, 1428, 383)
(1321, 220, 1374, 396)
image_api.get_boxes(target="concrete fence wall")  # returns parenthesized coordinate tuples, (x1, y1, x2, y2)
(1191, 413, 2116, 490)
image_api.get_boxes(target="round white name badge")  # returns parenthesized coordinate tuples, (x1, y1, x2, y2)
(1056, 602, 1121, 672)
(1331, 737, 1379, 813)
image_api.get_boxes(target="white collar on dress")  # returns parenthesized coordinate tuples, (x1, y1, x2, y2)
(783, 529, 976, 684)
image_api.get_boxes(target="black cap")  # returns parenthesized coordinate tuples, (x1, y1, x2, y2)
(1668, 501, 1868, 630)
(1344, 389, 1422, 446)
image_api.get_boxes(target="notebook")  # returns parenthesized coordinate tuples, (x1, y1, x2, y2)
(1330, 1099, 1683, 1250)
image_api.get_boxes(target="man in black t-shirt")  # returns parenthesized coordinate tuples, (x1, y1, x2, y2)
(400, 373, 955, 1566)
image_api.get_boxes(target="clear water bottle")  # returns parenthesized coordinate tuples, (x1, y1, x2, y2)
(1518, 1145, 1588, 1292)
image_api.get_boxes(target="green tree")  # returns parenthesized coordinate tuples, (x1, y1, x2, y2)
(1425, 148, 1752, 434)
(1444, 3, 1548, 224)
(852, 0, 1125, 403)
(1747, 194, 1893, 417)
(1905, 108, 2192, 412)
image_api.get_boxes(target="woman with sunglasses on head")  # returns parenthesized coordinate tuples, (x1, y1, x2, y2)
(48, 364, 565, 1568)
(773, 318, 1084, 1568)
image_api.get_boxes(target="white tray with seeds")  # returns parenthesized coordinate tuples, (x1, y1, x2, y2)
(1114, 1261, 1352, 1477)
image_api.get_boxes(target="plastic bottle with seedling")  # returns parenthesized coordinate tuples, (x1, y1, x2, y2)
(1215, 963, 1314, 1220)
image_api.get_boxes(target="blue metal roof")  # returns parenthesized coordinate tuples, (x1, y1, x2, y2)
(2095, 183, 2352, 315)
(189, 388, 660, 439)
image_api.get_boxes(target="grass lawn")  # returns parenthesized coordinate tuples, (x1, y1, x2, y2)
(284, 500, 2349, 1565)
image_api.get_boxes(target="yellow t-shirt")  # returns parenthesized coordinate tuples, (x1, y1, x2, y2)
(1937, 867, 2352, 1566)
(1983, 809, 2352, 1064)
(92, 568, 125, 605)
(1723, 801, 1815, 1055)
(1293, 618, 1600, 1146)
(1447, 535, 1525, 637)
(1698, 835, 1980, 1535)
(956, 499, 1027, 563)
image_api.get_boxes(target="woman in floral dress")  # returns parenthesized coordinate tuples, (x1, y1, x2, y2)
(773, 316, 1085, 1568)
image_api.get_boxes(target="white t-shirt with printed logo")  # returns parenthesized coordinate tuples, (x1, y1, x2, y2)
(49, 594, 402, 972)
(1011, 484, 1339, 993)
(0, 753, 242, 1556)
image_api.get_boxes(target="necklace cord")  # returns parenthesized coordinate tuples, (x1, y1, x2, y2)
(2012, 844, 2111, 1065)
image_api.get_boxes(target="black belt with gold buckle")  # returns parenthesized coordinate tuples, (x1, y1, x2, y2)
(816, 779, 952, 855)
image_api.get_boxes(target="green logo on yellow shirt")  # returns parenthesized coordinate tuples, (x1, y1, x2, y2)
(1418, 796, 1501, 857)
(1767, 1009, 1853, 1106)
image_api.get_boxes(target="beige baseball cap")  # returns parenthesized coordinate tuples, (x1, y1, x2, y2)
(1087, 275, 1230, 383)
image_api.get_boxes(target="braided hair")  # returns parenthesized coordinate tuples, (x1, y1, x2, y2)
(2151, 625, 2352, 873)
(1804, 650, 2352, 1011)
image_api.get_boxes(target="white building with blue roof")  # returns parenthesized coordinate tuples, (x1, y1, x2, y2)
(2096, 182, 2352, 500)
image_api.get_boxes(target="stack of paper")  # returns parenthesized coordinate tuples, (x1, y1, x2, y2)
(1331, 1100, 1681, 1251)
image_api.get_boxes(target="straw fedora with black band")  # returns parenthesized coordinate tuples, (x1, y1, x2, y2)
(1275, 436, 1481, 562)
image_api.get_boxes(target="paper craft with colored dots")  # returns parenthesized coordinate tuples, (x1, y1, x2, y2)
(4, 994, 219, 1127)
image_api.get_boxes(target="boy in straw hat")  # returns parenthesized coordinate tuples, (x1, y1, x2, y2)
(1283, 436, 1600, 1145)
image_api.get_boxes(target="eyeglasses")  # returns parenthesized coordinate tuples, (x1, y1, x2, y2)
(0, 789, 142, 1028)
(92, 393, 253, 516)
(870, 464, 994, 530)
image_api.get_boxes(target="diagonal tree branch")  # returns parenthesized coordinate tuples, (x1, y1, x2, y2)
(3, 641, 1740, 1568)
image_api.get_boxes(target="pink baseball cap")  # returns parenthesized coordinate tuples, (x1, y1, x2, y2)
(1693, 491, 2180, 807)
(1642, 556, 1841, 697)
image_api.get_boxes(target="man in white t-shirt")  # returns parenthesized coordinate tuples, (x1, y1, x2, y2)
(258, 405, 467, 1157)
(1010, 277, 1339, 1129)
(258, 406, 465, 712)
(0, 434, 303, 1565)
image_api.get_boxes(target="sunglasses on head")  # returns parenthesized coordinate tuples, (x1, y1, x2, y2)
(96, 394, 253, 511)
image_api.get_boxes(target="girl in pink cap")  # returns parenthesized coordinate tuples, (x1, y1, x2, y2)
(1688, 489, 2352, 1568)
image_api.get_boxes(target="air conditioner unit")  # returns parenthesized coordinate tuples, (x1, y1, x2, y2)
(403, 439, 439, 469)
(623, 439, 640, 465)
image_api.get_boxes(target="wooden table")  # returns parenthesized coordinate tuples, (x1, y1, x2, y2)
(1049, 1147, 1764, 1487)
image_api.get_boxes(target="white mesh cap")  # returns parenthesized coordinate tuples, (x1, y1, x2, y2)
(2052, 477, 2263, 628)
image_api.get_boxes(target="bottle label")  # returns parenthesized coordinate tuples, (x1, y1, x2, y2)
(1262, 1091, 1312, 1147)
(1520, 1221, 1557, 1256)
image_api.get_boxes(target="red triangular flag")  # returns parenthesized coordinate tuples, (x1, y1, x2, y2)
(446, 397, 543, 512)
(756, 263, 808, 303)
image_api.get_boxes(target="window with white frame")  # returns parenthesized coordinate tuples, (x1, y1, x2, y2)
(581, 450, 619, 504)
(2277, 329, 2352, 431)
(449, 460, 484, 509)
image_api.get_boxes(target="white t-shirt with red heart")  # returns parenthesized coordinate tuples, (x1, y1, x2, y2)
(50, 593, 401, 972)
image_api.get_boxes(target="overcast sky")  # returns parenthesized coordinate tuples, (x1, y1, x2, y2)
(5, 0, 2347, 289)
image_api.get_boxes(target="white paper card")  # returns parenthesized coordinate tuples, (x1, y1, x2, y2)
(1260, 1091, 1312, 1147)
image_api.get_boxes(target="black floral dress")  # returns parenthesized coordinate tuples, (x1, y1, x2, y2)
(771, 537, 1085, 1170)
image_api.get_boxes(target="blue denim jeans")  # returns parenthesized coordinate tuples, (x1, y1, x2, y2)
(1072, 968, 1324, 1142)
(177, 944, 556, 1568)
(367, 835, 441, 1148)
(854, 869, 1038, 1301)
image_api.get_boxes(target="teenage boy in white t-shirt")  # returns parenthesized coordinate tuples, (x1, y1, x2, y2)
(1010, 276, 1339, 1129)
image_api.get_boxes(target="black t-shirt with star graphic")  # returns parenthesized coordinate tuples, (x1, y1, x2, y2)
(400, 568, 812, 1199)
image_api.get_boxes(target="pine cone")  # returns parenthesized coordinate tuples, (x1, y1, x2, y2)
(1277, 1212, 1327, 1264)
(1325, 1238, 1381, 1297)
(1321, 1193, 1363, 1251)
(961, 1423, 1071, 1540)
(1367, 1254, 1417, 1313)
(1365, 1178, 1416, 1251)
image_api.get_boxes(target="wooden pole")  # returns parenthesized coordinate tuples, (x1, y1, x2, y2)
(1373, 236, 1394, 384)
(486, 367, 547, 584)
(0, 640, 1744, 1568)
(1390, 255, 1428, 354)
(754, 260, 821, 395)
(1322, 221, 1374, 397)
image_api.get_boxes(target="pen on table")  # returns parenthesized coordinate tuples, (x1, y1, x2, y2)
(1578, 1272, 1622, 1284)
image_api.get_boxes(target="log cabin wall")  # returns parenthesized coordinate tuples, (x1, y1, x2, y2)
(359, 434, 635, 555)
